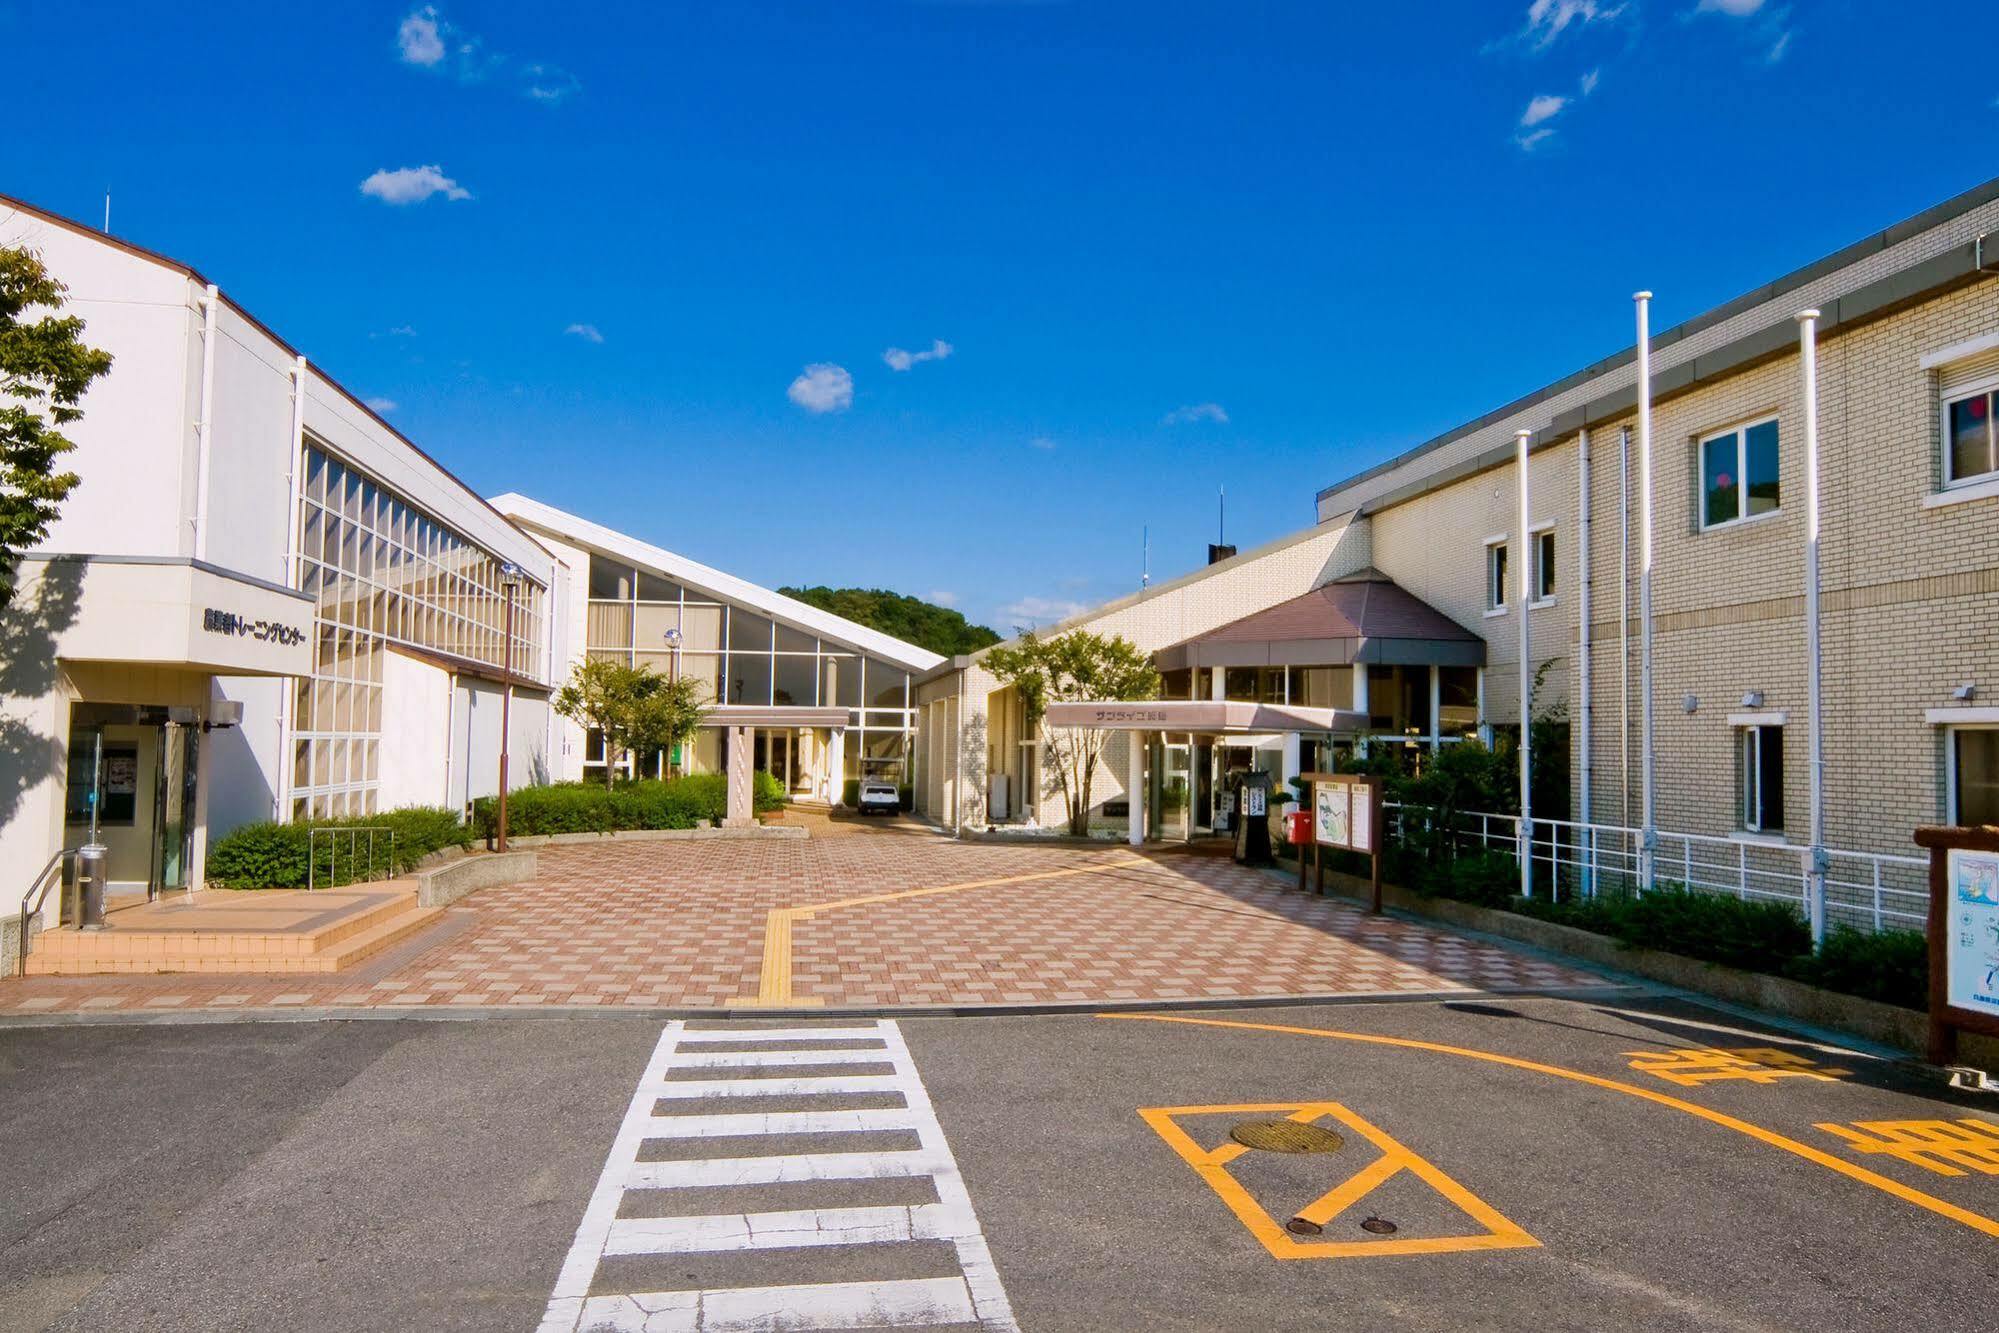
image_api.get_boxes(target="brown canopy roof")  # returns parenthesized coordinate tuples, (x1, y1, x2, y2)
(1153, 570, 1485, 671)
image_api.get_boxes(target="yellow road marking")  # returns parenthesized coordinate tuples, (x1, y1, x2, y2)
(1626, 1045, 1850, 1086)
(1104, 1013, 1999, 1241)
(746, 854, 1156, 1005)
(1142, 1100, 1537, 1260)
(1816, 1119, 1999, 1177)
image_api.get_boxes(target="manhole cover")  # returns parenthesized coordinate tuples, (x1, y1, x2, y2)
(1359, 1216, 1399, 1235)
(1228, 1120, 1344, 1154)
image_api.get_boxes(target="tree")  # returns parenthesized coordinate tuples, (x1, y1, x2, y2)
(1, 248, 113, 606)
(983, 629, 1158, 835)
(778, 585, 1001, 657)
(553, 658, 707, 791)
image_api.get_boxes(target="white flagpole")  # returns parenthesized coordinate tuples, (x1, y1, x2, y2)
(1517, 428, 1533, 899)
(1797, 308, 1828, 945)
(1635, 292, 1657, 893)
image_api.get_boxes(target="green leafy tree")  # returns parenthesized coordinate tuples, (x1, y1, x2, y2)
(553, 658, 707, 791)
(1, 249, 114, 605)
(779, 585, 1001, 657)
(983, 629, 1158, 835)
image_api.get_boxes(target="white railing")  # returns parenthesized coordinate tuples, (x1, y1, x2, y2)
(1383, 804, 1927, 935)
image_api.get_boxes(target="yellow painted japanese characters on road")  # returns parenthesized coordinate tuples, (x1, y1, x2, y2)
(1625, 1046, 1851, 1086)
(1818, 1119, 1999, 1177)
(1140, 1101, 1538, 1261)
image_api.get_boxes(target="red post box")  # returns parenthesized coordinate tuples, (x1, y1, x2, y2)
(1285, 810, 1313, 845)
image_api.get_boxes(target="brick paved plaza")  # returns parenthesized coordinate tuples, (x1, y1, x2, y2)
(0, 827, 1602, 1015)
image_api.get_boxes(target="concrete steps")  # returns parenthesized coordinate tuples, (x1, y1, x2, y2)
(24, 886, 442, 976)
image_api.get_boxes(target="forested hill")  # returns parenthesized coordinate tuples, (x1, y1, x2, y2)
(778, 586, 1002, 658)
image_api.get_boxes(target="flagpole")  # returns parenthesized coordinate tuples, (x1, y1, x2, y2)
(1635, 292, 1657, 893)
(1517, 428, 1534, 899)
(1797, 308, 1828, 945)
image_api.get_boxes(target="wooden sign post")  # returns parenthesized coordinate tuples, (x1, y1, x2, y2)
(1914, 826, 1999, 1064)
(1303, 771, 1384, 914)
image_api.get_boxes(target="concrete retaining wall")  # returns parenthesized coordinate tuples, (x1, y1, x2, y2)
(416, 851, 539, 909)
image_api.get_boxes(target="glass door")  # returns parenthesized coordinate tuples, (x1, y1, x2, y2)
(153, 721, 198, 898)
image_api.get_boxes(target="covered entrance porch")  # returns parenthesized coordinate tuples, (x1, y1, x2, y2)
(1043, 700, 1368, 847)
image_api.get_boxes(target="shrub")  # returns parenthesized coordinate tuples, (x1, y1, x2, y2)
(1788, 927, 1928, 1011)
(205, 805, 470, 889)
(1602, 885, 1811, 974)
(469, 771, 785, 840)
(1439, 849, 1521, 908)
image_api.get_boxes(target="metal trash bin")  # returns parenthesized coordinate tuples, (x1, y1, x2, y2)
(77, 843, 109, 931)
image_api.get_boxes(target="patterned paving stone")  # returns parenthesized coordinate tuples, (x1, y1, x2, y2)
(0, 832, 1602, 1014)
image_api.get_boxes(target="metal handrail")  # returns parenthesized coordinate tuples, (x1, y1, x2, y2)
(16, 848, 78, 976)
(307, 827, 398, 891)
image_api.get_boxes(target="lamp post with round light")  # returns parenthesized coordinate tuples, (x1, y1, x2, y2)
(497, 563, 522, 851)
(662, 625, 683, 776)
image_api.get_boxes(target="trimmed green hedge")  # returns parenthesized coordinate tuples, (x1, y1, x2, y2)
(470, 773, 786, 839)
(206, 806, 472, 889)
(1409, 849, 1925, 1010)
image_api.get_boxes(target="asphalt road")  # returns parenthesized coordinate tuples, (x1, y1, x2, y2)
(1, 995, 1994, 1332)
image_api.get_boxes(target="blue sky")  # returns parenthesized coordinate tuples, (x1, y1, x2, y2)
(5, 1, 1995, 632)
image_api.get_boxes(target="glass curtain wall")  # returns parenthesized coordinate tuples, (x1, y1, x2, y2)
(292, 442, 547, 819)
(584, 553, 914, 785)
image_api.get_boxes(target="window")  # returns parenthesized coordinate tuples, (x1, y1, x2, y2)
(1738, 725, 1785, 833)
(1532, 528, 1555, 604)
(1485, 540, 1508, 612)
(1944, 383, 1999, 487)
(1700, 418, 1780, 529)
(1951, 729, 1999, 827)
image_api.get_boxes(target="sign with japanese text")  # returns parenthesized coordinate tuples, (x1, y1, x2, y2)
(1312, 775, 1374, 853)
(1947, 848, 1999, 1017)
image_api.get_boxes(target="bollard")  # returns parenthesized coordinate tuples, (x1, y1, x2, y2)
(77, 844, 109, 931)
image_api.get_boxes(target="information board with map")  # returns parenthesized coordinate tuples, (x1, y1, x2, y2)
(1947, 848, 1999, 1017)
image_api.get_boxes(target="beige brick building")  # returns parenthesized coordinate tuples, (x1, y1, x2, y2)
(918, 176, 1999, 931)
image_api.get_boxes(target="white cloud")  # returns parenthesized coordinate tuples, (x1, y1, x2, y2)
(394, 6, 577, 104)
(1518, 0, 1628, 51)
(1162, 402, 1229, 426)
(787, 363, 854, 414)
(1765, 29, 1791, 61)
(397, 6, 445, 65)
(1694, 0, 1763, 14)
(883, 338, 953, 371)
(1521, 93, 1567, 127)
(359, 164, 472, 205)
(1001, 595, 1090, 627)
(1580, 67, 1601, 95)
(927, 590, 959, 607)
(365, 396, 398, 413)
(565, 323, 604, 344)
(1516, 127, 1557, 151)
(1028, 435, 1057, 451)
(369, 324, 419, 339)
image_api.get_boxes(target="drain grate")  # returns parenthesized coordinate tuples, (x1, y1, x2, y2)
(1228, 1120, 1343, 1154)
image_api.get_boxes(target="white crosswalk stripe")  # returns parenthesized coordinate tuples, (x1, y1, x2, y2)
(541, 1020, 1018, 1333)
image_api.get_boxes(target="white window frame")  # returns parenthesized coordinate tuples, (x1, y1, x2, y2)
(1528, 521, 1556, 608)
(1697, 414, 1782, 533)
(1736, 723, 1784, 834)
(1944, 722, 1999, 826)
(1483, 535, 1508, 617)
(1940, 372, 1999, 491)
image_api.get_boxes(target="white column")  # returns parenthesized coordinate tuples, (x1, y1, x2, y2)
(1209, 666, 1227, 701)
(1797, 308, 1828, 945)
(1516, 428, 1534, 899)
(1127, 732, 1145, 846)
(724, 724, 755, 827)
(1352, 663, 1370, 758)
(1427, 665, 1442, 750)
(1635, 291, 1658, 892)
(1578, 426, 1595, 896)
(828, 727, 847, 807)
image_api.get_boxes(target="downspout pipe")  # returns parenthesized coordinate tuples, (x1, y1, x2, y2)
(191, 284, 220, 561)
(1516, 428, 1533, 900)
(1619, 427, 1632, 833)
(275, 355, 307, 823)
(1634, 292, 1658, 893)
(1797, 309, 1829, 946)
(1578, 426, 1595, 897)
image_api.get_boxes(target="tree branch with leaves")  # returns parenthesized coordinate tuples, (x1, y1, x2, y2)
(983, 629, 1158, 835)
(554, 658, 707, 791)
(1, 248, 113, 606)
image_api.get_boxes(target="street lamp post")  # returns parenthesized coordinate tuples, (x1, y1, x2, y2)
(497, 563, 522, 852)
(663, 626, 683, 777)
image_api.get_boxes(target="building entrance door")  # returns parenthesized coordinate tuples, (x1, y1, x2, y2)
(62, 703, 198, 905)
(753, 729, 792, 790)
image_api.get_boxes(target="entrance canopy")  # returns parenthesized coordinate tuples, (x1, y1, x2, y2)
(1152, 569, 1484, 671)
(699, 705, 853, 827)
(1042, 700, 1368, 735)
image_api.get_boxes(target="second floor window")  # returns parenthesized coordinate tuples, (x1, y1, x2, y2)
(1486, 540, 1508, 611)
(1533, 529, 1555, 603)
(1700, 417, 1780, 530)
(1738, 724, 1785, 833)
(1945, 383, 1999, 487)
